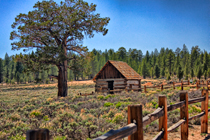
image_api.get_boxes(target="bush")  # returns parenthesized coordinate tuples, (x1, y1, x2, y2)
(104, 102, 113, 107)
(112, 113, 124, 124)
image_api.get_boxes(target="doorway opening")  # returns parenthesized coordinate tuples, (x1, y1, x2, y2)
(107, 81, 114, 94)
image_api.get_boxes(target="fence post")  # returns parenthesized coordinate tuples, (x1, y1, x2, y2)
(159, 95, 167, 140)
(206, 80, 208, 91)
(181, 81, 183, 90)
(161, 84, 163, 91)
(180, 91, 188, 140)
(144, 85, 146, 93)
(173, 82, 175, 89)
(196, 81, 199, 90)
(26, 129, 49, 140)
(138, 79, 141, 91)
(188, 80, 190, 85)
(201, 89, 208, 133)
(128, 105, 143, 140)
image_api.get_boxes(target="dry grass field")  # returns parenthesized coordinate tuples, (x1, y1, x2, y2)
(0, 79, 210, 140)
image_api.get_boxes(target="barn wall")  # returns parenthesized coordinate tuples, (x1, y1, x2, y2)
(97, 62, 125, 79)
(95, 78, 126, 93)
(126, 79, 141, 91)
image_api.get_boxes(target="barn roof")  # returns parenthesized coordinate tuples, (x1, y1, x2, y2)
(93, 60, 141, 81)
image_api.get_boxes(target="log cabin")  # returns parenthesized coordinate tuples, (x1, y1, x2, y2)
(93, 60, 142, 93)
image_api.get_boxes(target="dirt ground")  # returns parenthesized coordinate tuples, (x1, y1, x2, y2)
(144, 125, 210, 140)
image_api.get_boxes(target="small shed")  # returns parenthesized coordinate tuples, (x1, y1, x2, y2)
(93, 60, 141, 93)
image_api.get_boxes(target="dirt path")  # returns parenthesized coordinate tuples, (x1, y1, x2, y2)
(144, 125, 210, 140)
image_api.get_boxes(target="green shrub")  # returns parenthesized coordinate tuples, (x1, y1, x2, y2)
(104, 102, 113, 107)
(112, 113, 124, 124)
(115, 102, 122, 108)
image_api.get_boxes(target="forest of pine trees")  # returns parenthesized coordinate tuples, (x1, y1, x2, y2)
(0, 44, 210, 84)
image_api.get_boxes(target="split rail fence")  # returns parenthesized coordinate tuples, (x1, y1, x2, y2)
(27, 89, 210, 140)
(143, 80, 210, 93)
(93, 89, 209, 140)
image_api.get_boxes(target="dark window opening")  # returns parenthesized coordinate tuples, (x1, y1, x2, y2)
(107, 81, 114, 94)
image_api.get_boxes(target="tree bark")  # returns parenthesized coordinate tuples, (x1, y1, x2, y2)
(57, 61, 68, 97)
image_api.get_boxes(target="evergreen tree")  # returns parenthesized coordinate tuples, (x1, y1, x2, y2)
(177, 64, 183, 81)
(160, 68, 165, 78)
(196, 65, 202, 80)
(150, 67, 154, 78)
(154, 65, 160, 78)
(166, 50, 174, 75)
(190, 69, 194, 80)
(0, 58, 3, 83)
(207, 68, 210, 78)
(141, 60, 148, 79)
(10, 0, 110, 97)
(204, 70, 207, 80)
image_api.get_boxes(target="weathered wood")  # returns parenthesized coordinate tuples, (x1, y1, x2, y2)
(114, 81, 126, 85)
(152, 131, 164, 140)
(196, 82, 199, 90)
(181, 81, 183, 90)
(93, 123, 137, 140)
(167, 119, 185, 133)
(144, 85, 146, 93)
(138, 79, 141, 91)
(163, 86, 171, 89)
(159, 95, 167, 140)
(167, 101, 185, 112)
(188, 97, 205, 105)
(97, 78, 125, 81)
(188, 112, 205, 121)
(161, 84, 163, 91)
(113, 85, 126, 88)
(201, 89, 208, 133)
(180, 91, 188, 140)
(143, 107, 164, 126)
(173, 82, 175, 89)
(26, 129, 49, 140)
(127, 80, 139, 84)
(128, 105, 143, 140)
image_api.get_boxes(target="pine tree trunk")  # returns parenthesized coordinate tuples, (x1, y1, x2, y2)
(58, 61, 68, 97)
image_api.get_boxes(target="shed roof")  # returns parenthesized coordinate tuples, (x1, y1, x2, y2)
(93, 60, 141, 81)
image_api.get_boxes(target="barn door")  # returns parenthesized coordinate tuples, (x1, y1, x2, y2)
(107, 81, 114, 94)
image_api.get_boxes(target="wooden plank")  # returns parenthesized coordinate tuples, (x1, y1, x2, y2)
(143, 107, 164, 126)
(159, 95, 167, 140)
(180, 91, 188, 140)
(189, 112, 205, 121)
(188, 97, 205, 105)
(201, 89, 208, 133)
(167, 101, 185, 112)
(114, 84, 127, 86)
(97, 78, 125, 81)
(128, 105, 143, 140)
(127, 81, 139, 84)
(114, 86, 126, 88)
(93, 123, 137, 140)
(152, 131, 164, 140)
(96, 83, 108, 86)
(114, 81, 125, 85)
(167, 119, 185, 133)
(163, 86, 172, 89)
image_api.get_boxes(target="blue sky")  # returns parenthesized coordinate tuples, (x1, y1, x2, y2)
(0, 0, 209, 59)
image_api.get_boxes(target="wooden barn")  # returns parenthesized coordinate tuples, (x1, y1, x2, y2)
(93, 60, 141, 93)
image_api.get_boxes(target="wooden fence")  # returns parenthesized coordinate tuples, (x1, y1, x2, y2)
(143, 80, 210, 93)
(93, 89, 209, 140)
